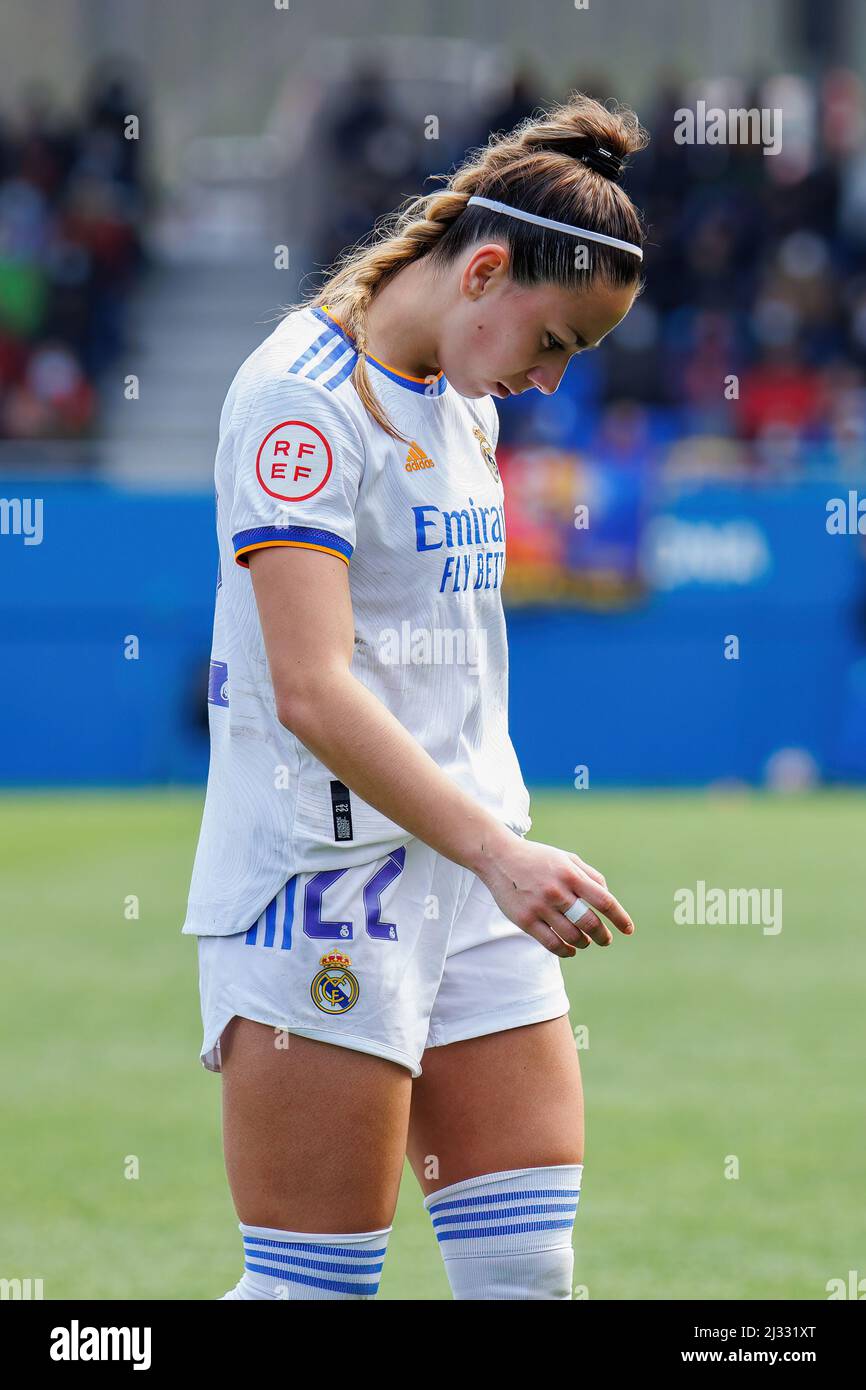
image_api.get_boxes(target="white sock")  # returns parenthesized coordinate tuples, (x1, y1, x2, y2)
(220, 1221, 392, 1300)
(424, 1165, 583, 1300)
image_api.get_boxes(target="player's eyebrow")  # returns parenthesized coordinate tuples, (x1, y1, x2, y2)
(567, 327, 599, 350)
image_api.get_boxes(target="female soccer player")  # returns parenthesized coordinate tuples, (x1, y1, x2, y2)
(183, 92, 645, 1301)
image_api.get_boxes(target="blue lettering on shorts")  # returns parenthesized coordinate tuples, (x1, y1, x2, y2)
(242, 849, 407, 953)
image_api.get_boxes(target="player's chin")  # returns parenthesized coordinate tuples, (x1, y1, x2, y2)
(448, 373, 490, 399)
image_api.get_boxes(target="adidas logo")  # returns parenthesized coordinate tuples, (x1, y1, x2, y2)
(405, 441, 436, 472)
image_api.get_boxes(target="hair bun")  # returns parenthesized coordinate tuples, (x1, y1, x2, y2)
(580, 143, 625, 181)
(544, 136, 625, 182)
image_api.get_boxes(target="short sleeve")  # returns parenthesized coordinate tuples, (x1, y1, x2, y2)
(227, 374, 366, 569)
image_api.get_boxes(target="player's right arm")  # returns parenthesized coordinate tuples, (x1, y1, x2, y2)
(248, 542, 634, 958)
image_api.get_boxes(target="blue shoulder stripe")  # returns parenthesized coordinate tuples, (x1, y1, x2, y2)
(309, 307, 447, 395)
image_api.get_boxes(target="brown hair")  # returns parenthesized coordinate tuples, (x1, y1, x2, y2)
(286, 91, 649, 441)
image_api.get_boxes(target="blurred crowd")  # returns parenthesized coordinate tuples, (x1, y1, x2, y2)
(4, 53, 866, 478)
(0, 62, 147, 442)
(320, 64, 866, 478)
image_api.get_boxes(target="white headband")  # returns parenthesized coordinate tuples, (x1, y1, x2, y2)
(466, 194, 643, 261)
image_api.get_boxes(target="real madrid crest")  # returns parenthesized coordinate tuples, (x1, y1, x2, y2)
(311, 949, 360, 1014)
(472, 425, 500, 484)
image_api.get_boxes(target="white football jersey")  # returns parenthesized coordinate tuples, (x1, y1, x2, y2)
(182, 304, 531, 936)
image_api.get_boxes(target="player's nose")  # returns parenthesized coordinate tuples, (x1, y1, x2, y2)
(525, 363, 568, 394)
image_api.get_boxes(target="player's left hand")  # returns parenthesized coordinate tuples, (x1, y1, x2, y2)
(561, 850, 627, 948)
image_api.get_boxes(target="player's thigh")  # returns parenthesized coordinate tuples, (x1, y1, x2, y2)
(406, 1014, 584, 1196)
(220, 1018, 412, 1231)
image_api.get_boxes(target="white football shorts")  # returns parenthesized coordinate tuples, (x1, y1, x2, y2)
(195, 835, 570, 1078)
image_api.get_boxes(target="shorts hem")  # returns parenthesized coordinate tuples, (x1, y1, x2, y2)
(285, 1027, 422, 1079)
(423, 990, 570, 1052)
(199, 1012, 421, 1079)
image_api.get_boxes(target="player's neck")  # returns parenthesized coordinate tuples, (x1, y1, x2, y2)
(363, 259, 443, 381)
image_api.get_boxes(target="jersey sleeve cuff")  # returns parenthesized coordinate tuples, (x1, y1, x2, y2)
(233, 525, 353, 568)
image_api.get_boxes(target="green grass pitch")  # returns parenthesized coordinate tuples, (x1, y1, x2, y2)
(1, 788, 863, 1300)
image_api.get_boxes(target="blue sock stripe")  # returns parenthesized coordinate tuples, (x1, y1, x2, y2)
(245, 1252, 385, 1277)
(243, 1236, 387, 1260)
(428, 1187, 581, 1215)
(244, 1260, 379, 1296)
(435, 1218, 578, 1243)
(431, 1201, 578, 1228)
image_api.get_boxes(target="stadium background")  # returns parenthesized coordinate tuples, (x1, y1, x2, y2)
(1, 0, 864, 1301)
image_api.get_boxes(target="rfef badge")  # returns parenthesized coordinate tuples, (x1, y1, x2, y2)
(311, 950, 360, 1014)
(473, 425, 500, 483)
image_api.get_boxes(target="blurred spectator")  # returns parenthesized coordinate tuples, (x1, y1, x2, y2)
(0, 63, 148, 445)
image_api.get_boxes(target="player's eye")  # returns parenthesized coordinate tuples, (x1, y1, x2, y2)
(544, 333, 566, 352)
